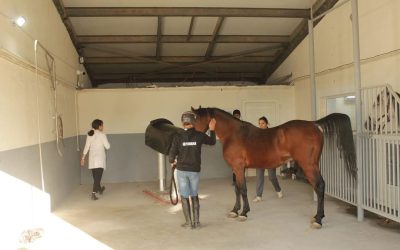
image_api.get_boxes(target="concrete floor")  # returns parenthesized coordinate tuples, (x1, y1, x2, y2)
(23, 177, 400, 249)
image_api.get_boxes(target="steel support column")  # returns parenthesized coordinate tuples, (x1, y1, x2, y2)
(351, 0, 364, 222)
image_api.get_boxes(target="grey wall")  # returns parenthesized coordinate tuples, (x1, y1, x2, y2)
(0, 137, 81, 209)
(80, 133, 232, 184)
(0, 132, 231, 210)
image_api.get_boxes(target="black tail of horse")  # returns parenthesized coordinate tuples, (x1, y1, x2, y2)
(316, 113, 357, 177)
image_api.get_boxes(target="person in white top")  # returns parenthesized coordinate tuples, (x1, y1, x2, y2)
(81, 119, 110, 200)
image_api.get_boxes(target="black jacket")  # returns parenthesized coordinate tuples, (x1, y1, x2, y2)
(168, 128, 216, 172)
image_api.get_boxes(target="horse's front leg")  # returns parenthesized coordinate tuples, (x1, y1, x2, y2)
(238, 177, 250, 221)
(229, 168, 250, 221)
(228, 180, 241, 218)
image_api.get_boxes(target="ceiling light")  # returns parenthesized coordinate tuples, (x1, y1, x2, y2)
(15, 16, 26, 27)
(345, 95, 355, 99)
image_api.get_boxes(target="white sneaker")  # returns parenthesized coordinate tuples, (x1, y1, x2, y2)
(252, 196, 262, 202)
(277, 191, 283, 199)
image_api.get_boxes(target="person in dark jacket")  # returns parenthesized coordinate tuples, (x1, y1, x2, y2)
(231, 109, 241, 185)
(169, 111, 216, 229)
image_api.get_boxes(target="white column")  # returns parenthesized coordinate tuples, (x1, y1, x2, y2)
(308, 19, 317, 121)
(308, 19, 318, 202)
(158, 153, 165, 191)
(351, 0, 364, 222)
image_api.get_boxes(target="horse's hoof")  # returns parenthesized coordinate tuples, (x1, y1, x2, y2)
(237, 215, 247, 221)
(227, 212, 238, 218)
(310, 217, 316, 223)
(310, 222, 322, 229)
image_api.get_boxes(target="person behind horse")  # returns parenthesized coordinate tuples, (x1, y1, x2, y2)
(233, 109, 241, 119)
(169, 111, 216, 229)
(231, 109, 241, 185)
(253, 116, 283, 202)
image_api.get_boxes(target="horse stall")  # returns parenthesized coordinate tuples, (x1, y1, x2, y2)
(320, 85, 400, 223)
(2, 0, 400, 249)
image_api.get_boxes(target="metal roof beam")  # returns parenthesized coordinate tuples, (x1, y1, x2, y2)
(262, 0, 339, 83)
(139, 44, 282, 76)
(93, 72, 263, 79)
(84, 56, 275, 64)
(77, 35, 290, 44)
(187, 17, 195, 41)
(205, 17, 224, 59)
(65, 7, 310, 18)
(156, 16, 162, 59)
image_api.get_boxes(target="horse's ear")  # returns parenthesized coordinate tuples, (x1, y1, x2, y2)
(191, 106, 195, 112)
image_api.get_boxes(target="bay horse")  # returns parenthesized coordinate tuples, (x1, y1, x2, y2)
(191, 107, 356, 228)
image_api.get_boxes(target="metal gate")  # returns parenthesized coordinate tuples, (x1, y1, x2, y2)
(320, 85, 400, 222)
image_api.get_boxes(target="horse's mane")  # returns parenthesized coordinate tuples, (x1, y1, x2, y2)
(210, 107, 255, 127)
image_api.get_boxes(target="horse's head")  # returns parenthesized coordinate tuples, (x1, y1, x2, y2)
(191, 106, 213, 133)
(364, 88, 388, 133)
(364, 86, 400, 134)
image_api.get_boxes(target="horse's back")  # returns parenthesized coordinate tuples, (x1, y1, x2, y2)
(233, 121, 320, 168)
(277, 120, 323, 146)
(238, 120, 321, 151)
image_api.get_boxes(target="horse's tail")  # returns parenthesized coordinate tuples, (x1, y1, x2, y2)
(316, 113, 357, 177)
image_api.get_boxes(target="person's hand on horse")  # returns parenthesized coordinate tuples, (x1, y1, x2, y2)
(171, 159, 177, 168)
(209, 118, 216, 131)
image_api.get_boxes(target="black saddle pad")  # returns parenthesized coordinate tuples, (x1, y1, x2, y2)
(145, 118, 183, 155)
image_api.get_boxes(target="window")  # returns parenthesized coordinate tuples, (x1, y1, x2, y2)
(326, 95, 356, 130)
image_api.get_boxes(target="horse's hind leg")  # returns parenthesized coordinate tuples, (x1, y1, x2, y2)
(298, 161, 325, 228)
(303, 167, 325, 229)
(312, 172, 325, 228)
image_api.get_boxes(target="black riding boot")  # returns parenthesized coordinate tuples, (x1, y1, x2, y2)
(191, 196, 200, 229)
(181, 198, 192, 228)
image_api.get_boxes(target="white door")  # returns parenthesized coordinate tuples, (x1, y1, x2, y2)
(243, 101, 278, 176)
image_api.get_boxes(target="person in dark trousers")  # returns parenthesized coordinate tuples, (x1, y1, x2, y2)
(231, 109, 241, 185)
(81, 119, 110, 200)
(253, 116, 283, 202)
(169, 111, 216, 229)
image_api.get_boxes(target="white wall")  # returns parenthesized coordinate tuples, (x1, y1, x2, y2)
(270, 0, 400, 119)
(0, 0, 90, 150)
(77, 85, 295, 134)
(77, 85, 296, 183)
(0, 1, 89, 245)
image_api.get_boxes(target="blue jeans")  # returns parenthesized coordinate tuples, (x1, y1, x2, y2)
(176, 169, 200, 198)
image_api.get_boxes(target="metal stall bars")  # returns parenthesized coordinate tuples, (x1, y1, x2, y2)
(309, 0, 364, 220)
(320, 85, 400, 223)
(361, 85, 400, 222)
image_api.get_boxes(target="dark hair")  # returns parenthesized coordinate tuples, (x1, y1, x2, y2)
(233, 109, 241, 116)
(88, 119, 103, 136)
(259, 116, 268, 124)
